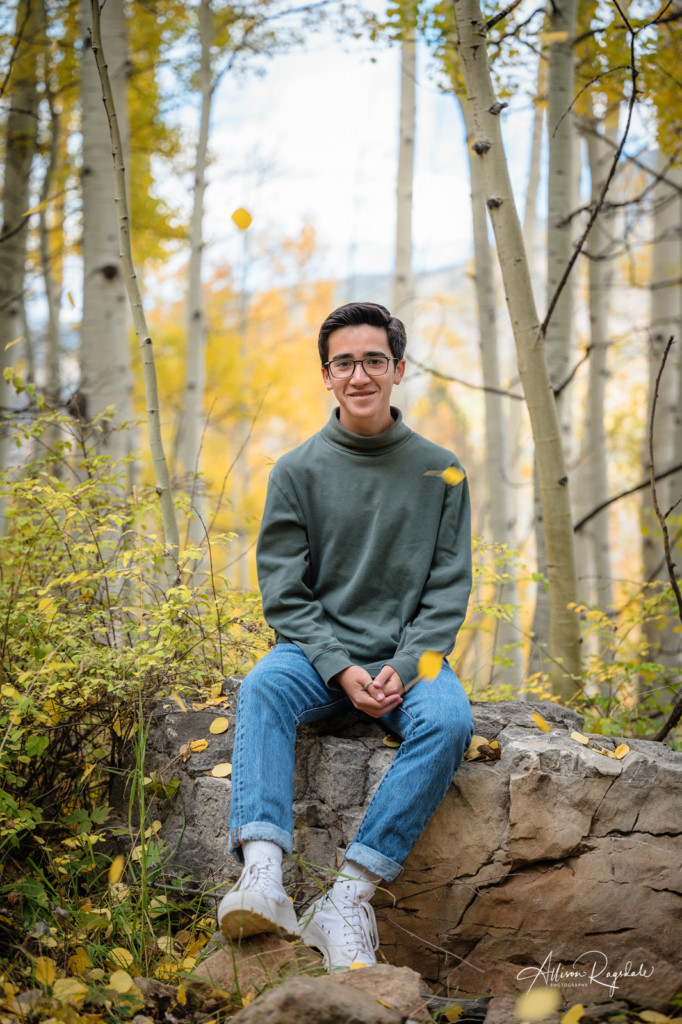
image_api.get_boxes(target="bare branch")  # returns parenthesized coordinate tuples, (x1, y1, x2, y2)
(407, 355, 525, 400)
(573, 459, 682, 532)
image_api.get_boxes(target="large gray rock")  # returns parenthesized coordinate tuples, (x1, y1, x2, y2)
(141, 683, 682, 1004)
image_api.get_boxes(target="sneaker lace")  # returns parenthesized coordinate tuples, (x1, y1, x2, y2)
(232, 860, 280, 898)
(335, 886, 379, 958)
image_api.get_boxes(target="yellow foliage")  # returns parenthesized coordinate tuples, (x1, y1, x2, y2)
(515, 986, 561, 1022)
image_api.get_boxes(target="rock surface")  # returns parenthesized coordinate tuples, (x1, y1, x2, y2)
(141, 683, 682, 1004)
(227, 974, 406, 1024)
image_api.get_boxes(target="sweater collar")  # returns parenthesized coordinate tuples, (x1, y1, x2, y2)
(320, 407, 412, 454)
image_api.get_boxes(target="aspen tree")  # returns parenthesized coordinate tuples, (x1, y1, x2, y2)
(453, 0, 582, 697)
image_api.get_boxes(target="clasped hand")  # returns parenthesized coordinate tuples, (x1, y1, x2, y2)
(336, 665, 404, 719)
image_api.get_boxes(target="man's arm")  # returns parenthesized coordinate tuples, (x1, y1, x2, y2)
(257, 473, 353, 685)
(384, 472, 472, 686)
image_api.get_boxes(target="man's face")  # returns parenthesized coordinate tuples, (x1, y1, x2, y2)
(321, 323, 405, 436)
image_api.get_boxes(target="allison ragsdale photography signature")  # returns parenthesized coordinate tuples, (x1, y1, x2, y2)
(516, 950, 655, 997)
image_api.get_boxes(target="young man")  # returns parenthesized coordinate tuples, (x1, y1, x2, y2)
(218, 301, 474, 969)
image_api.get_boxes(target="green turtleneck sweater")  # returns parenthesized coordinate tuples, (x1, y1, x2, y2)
(256, 408, 472, 687)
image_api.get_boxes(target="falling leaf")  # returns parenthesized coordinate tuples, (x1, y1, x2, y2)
(108, 854, 125, 885)
(531, 711, 551, 733)
(189, 739, 209, 753)
(570, 731, 589, 745)
(417, 650, 444, 680)
(349, 962, 367, 970)
(539, 30, 570, 43)
(209, 717, 230, 734)
(561, 1005, 584, 1024)
(53, 978, 88, 1006)
(169, 692, 187, 712)
(515, 985, 561, 1022)
(232, 207, 252, 231)
(211, 762, 232, 777)
(444, 1006, 464, 1023)
(34, 956, 57, 987)
(109, 947, 134, 970)
(382, 735, 401, 748)
(613, 743, 630, 759)
(3, 336, 23, 352)
(424, 467, 466, 486)
(108, 969, 134, 993)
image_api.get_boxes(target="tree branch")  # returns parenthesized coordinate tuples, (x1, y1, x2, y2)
(407, 355, 525, 400)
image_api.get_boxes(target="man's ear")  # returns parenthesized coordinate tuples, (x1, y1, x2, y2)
(321, 365, 333, 391)
(393, 358, 406, 384)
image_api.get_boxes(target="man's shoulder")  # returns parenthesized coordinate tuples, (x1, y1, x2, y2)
(405, 427, 464, 470)
(270, 431, 324, 479)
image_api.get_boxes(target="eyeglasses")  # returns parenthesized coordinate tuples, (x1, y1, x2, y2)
(324, 355, 397, 379)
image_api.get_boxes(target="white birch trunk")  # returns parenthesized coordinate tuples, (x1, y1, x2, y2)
(177, 0, 213, 552)
(81, 0, 133, 460)
(454, 0, 581, 698)
(545, 0, 577, 441)
(89, 0, 180, 582)
(641, 151, 682, 683)
(459, 94, 522, 690)
(392, 31, 416, 411)
(573, 121, 617, 614)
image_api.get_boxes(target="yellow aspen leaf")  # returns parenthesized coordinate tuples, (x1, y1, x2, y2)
(53, 978, 88, 1006)
(417, 650, 445, 680)
(189, 739, 209, 753)
(157, 935, 175, 956)
(108, 970, 134, 993)
(531, 711, 551, 732)
(108, 854, 125, 885)
(210, 680, 224, 699)
(464, 735, 490, 761)
(109, 947, 134, 970)
(67, 947, 90, 975)
(177, 982, 187, 1006)
(169, 692, 187, 712)
(570, 731, 589, 745)
(515, 986, 561, 1021)
(211, 762, 232, 777)
(382, 736, 401, 748)
(209, 717, 230, 734)
(444, 1007, 463, 1023)
(242, 990, 254, 1006)
(349, 963, 367, 969)
(613, 744, 630, 759)
(561, 1004, 584, 1024)
(3, 335, 23, 351)
(440, 466, 466, 486)
(376, 999, 395, 1008)
(232, 208, 253, 231)
(34, 956, 57, 987)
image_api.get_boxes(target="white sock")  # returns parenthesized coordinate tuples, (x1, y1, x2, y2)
(243, 839, 283, 870)
(335, 859, 379, 900)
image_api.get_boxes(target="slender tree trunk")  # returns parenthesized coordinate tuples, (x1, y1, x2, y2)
(454, 0, 581, 699)
(0, 0, 41, 531)
(573, 119, 618, 615)
(39, 90, 63, 415)
(81, 0, 133, 460)
(641, 150, 682, 688)
(177, 0, 213, 552)
(458, 94, 522, 689)
(392, 30, 416, 411)
(89, 0, 180, 582)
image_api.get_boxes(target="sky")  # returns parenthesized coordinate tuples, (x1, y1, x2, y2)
(180, 28, 539, 290)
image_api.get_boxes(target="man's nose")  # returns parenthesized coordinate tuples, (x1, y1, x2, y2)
(350, 360, 371, 382)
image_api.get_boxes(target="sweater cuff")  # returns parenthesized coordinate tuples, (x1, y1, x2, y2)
(386, 654, 419, 689)
(310, 649, 354, 688)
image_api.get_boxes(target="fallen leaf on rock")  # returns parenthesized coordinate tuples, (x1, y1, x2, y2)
(382, 736, 401, 748)
(561, 1003, 584, 1024)
(209, 717, 229, 734)
(570, 731, 589, 745)
(531, 711, 551, 733)
(613, 743, 630, 759)
(464, 735, 493, 761)
(444, 1005, 463, 1022)
(211, 762, 232, 777)
(190, 739, 209, 753)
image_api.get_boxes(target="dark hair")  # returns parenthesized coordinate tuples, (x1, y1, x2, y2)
(317, 302, 407, 364)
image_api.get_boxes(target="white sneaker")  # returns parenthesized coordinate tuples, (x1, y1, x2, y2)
(298, 879, 379, 969)
(218, 860, 300, 941)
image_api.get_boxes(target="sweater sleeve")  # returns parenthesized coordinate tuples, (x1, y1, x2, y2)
(256, 472, 353, 686)
(385, 471, 472, 686)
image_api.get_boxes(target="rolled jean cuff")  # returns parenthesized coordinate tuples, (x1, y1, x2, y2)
(229, 821, 293, 862)
(345, 841, 402, 883)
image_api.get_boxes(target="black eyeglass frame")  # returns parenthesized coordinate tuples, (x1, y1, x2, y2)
(323, 355, 398, 379)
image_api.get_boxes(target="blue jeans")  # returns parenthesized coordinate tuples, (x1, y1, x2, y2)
(228, 644, 473, 882)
